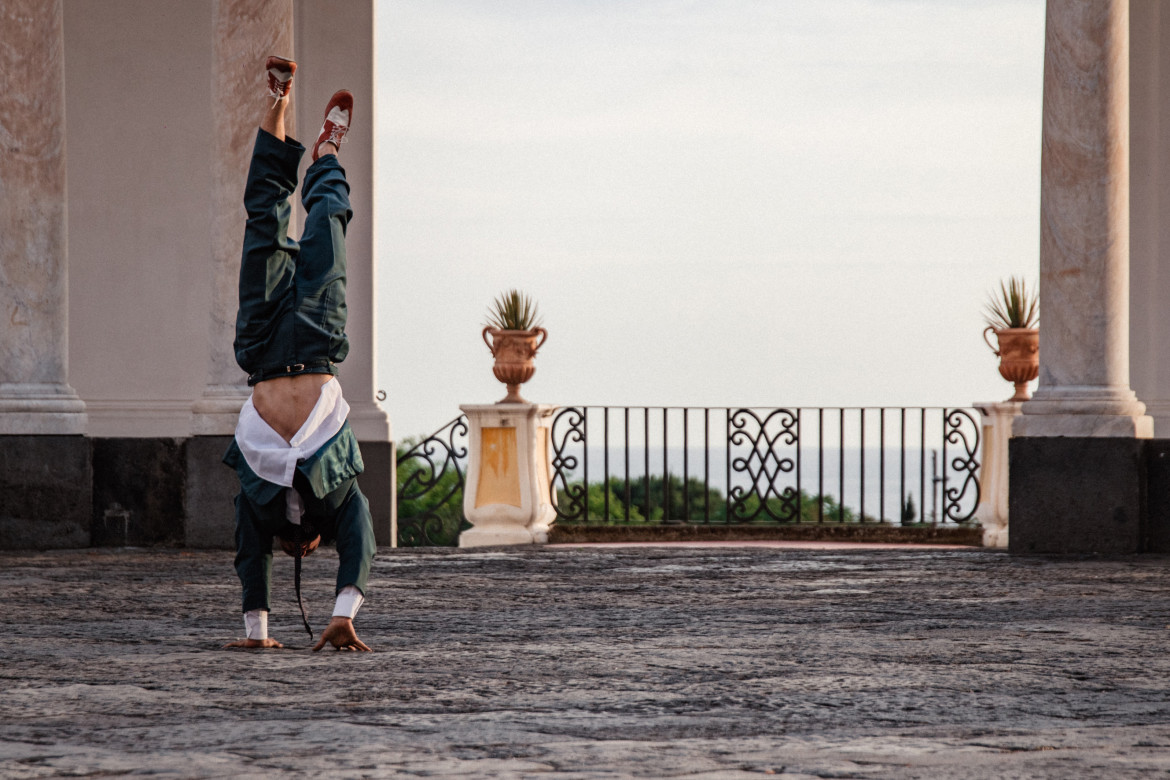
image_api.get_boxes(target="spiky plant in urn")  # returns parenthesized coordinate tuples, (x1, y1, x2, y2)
(982, 276, 1039, 402)
(482, 289, 548, 403)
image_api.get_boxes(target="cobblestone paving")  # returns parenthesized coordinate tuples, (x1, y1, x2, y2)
(3, 545, 1170, 778)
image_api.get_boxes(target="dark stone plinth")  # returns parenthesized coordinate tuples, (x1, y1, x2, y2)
(1143, 440, 1170, 553)
(185, 436, 236, 549)
(357, 440, 396, 546)
(0, 435, 91, 549)
(91, 438, 186, 546)
(183, 437, 398, 549)
(1009, 437, 1145, 555)
(3, 435, 399, 551)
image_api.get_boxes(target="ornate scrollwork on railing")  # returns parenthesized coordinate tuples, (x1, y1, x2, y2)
(396, 415, 469, 546)
(727, 408, 800, 523)
(549, 406, 587, 524)
(942, 408, 981, 523)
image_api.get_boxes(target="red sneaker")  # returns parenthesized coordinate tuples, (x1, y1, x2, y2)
(312, 90, 354, 160)
(266, 56, 296, 105)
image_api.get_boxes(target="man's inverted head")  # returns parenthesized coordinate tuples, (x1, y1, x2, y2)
(277, 518, 321, 558)
(279, 533, 321, 558)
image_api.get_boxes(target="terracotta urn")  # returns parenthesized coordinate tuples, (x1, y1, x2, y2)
(983, 326, 1039, 402)
(482, 326, 548, 403)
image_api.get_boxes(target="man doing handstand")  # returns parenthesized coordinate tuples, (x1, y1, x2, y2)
(222, 56, 375, 652)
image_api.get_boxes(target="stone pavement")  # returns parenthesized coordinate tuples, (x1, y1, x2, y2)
(3, 543, 1170, 778)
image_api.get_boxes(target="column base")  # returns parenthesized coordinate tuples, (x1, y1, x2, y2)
(347, 401, 392, 442)
(0, 383, 87, 434)
(191, 385, 248, 436)
(1013, 413, 1153, 438)
(1014, 386, 1153, 438)
(459, 524, 538, 548)
(1140, 400, 1170, 439)
(1009, 437, 1145, 555)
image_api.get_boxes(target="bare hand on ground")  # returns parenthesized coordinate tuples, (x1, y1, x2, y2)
(223, 637, 284, 649)
(312, 616, 371, 652)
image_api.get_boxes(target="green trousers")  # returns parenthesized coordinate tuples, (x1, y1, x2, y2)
(234, 128, 353, 384)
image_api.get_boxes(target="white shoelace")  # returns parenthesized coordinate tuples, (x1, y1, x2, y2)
(319, 108, 350, 150)
(267, 66, 294, 106)
(320, 123, 349, 149)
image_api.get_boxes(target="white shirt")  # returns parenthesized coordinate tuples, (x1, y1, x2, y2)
(234, 379, 363, 639)
(235, 377, 350, 488)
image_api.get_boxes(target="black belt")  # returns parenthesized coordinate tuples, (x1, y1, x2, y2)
(294, 521, 314, 642)
(247, 359, 334, 385)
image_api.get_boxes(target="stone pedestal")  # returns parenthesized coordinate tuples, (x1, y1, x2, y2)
(974, 401, 1022, 549)
(459, 404, 557, 548)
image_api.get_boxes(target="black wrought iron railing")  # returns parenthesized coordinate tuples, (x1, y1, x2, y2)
(548, 407, 980, 527)
(395, 415, 469, 546)
(396, 406, 981, 545)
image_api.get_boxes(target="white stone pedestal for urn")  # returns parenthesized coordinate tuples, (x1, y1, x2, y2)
(459, 403, 558, 548)
(974, 401, 1023, 548)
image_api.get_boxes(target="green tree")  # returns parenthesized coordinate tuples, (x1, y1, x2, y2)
(557, 474, 725, 525)
(556, 476, 879, 526)
(396, 437, 467, 546)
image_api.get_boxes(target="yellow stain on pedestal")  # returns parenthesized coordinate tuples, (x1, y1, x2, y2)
(475, 426, 522, 508)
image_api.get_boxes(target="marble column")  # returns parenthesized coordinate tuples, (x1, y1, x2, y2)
(191, 0, 295, 435)
(1014, 0, 1152, 439)
(1129, 0, 1170, 436)
(0, 0, 86, 435)
(293, 0, 391, 444)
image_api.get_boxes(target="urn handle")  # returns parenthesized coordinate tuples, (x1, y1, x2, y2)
(532, 327, 548, 353)
(482, 326, 496, 357)
(982, 326, 1001, 357)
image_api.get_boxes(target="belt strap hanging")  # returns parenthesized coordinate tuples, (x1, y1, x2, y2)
(294, 522, 313, 641)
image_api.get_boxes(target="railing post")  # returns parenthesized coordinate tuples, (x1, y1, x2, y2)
(973, 401, 1023, 548)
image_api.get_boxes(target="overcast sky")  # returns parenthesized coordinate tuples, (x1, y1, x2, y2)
(373, 0, 1045, 440)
